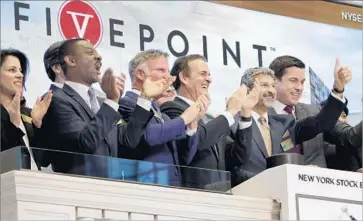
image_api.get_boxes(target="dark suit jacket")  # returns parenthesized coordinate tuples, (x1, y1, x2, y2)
(118, 91, 198, 186)
(39, 84, 153, 176)
(295, 95, 348, 167)
(234, 94, 347, 184)
(161, 97, 252, 190)
(324, 121, 362, 171)
(233, 112, 295, 185)
(1, 104, 42, 169)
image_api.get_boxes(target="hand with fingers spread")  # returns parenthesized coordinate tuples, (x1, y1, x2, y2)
(31, 90, 53, 128)
(141, 76, 176, 99)
(240, 78, 261, 117)
(101, 68, 126, 102)
(333, 58, 352, 92)
(1, 92, 22, 127)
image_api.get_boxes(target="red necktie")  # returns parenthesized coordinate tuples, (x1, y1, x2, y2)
(283, 105, 303, 154)
(283, 105, 294, 114)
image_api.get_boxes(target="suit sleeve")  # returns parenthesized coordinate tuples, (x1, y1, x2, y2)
(118, 105, 153, 149)
(226, 123, 253, 169)
(161, 102, 198, 165)
(41, 95, 120, 154)
(325, 121, 362, 149)
(1, 118, 25, 152)
(293, 94, 346, 144)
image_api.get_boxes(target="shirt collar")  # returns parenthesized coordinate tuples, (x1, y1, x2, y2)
(65, 81, 90, 104)
(132, 89, 141, 96)
(273, 100, 295, 115)
(177, 95, 195, 105)
(251, 110, 269, 125)
(52, 82, 64, 88)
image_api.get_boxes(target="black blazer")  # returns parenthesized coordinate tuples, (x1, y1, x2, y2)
(324, 121, 362, 171)
(39, 84, 153, 176)
(1, 103, 42, 169)
(161, 97, 252, 190)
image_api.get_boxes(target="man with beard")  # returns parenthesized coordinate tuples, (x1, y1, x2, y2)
(233, 66, 349, 184)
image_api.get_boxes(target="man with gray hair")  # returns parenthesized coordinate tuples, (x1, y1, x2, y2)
(118, 49, 204, 187)
(233, 66, 348, 184)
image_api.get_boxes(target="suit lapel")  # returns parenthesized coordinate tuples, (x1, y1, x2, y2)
(252, 119, 268, 158)
(268, 116, 283, 155)
(63, 84, 93, 118)
(295, 103, 306, 120)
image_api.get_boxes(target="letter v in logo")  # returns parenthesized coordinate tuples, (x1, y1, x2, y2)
(58, 0, 103, 47)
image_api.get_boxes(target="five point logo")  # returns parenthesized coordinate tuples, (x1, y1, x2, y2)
(58, 0, 103, 47)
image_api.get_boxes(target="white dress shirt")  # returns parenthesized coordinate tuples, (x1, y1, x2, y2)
(251, 111, 269, 130)
(177, 95, 252, 129)
(19, 121, 38, 170)
(131, 90, 196, 136)
(52, 82, 64, 88)
(65, 81, 120, 112)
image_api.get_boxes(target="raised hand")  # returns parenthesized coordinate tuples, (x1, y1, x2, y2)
(333, 58, 352, 91)
(2, 92, 22, 127)
(101, 68, 126, 102)
(31, 90, 53, 128)
(180, 101, 202, 125)
(195, 94, 210, 120)
(240, 78, 261, 115)
(141, 76, 176, 99)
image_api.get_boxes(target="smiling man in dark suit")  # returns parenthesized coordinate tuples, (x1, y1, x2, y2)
(233, 64, 350, 184)
(161, 54, 261, 190)
(270, 55, 352, 168)
(40, 38, 156, 176)
(119, 49, 204, 187)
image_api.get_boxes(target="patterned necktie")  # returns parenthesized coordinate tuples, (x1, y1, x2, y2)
(258, 116, 272, 156)
(88, 88, 100, 114)
(151, 101, 164, 122)
(282, 105, 302, 154)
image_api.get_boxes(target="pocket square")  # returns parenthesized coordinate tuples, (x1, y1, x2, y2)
(21, 114, 32, 124)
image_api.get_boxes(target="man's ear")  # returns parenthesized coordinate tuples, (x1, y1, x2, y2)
(179, 71, 188, 85)
(64, 55, 76, 67)
(135, 68, 146, 82)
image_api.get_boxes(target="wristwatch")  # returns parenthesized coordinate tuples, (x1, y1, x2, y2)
(240, 116, 252, 122)
(333, 87, 344, 94)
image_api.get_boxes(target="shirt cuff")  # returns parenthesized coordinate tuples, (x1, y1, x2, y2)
(238, 120, 252, 129)
(186, 128, 197, 136)
(104, 99, 119, 112)
(137, 96, 152, 111)
(330, 91, 346, 103)
(222, 111, 236, 127)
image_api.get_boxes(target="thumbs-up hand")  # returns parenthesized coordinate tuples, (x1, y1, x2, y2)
(333, 58, 352, 92)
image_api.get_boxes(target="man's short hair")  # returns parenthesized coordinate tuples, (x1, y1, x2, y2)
(128, 49, 169, 82)
(240, 67, 275, 88)
(43, 40, 64, 82)
(269, 55, 305, 80)
(57, 38, 86, 75)
(170, 54, 207, 90)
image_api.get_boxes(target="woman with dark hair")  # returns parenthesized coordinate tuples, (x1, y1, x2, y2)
(0, 48, 52, 170)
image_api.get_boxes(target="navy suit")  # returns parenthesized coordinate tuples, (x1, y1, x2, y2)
(118, 91, 198, 186)
(39, 84, 153, 177)
(234, 94, 347, 184)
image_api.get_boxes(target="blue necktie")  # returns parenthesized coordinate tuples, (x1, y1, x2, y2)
(88, 88, 100, 114)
